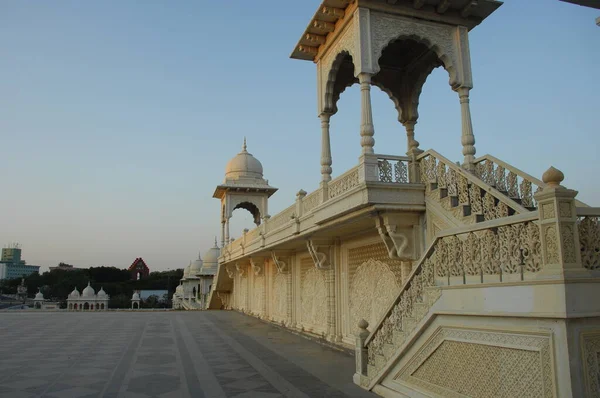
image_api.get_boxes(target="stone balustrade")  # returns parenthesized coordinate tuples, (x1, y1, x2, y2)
(220, 156, 418, 262)
(418, 150, 529, 222)
(376, 155, 410, 184)
(358, 166, 598, 389)
(473, 155, 543, 208)
(577, 207, 600, 270)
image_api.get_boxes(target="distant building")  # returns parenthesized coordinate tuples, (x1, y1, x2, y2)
(0, 245, 40, 280)
(49, 263, 80, 272)
(67, 282, 109, 311)
(128, 258, 150, 280)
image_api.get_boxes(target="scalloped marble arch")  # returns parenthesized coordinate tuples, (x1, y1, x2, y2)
(232, 201, 262, 226)
(322, 33, 456, 123)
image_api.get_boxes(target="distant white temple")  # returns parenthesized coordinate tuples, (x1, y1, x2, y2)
(172, 239, 220, 310)
(67, 282, 109, 311)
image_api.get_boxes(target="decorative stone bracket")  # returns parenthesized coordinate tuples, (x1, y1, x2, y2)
(250, 257, 265, 276)
(225, 265, 235, 279)
(272, 251, 291, 274)
(307, 239, 333, 270)
(375, 214, 417, 260)
(235, 262, 246, 277)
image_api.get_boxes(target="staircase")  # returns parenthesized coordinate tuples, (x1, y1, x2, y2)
(354, 151, 598, 397)
(418, 150, 533, 227)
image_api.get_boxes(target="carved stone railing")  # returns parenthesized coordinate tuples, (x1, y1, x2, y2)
(577, 207, 600, 270)
(376, 155, 410, 184)
(244, 227, 261, 245)
(328, 166, 360, 199)
(418, 150, 528, 222)
(266, 204, 296, 231)
(302, 189, 322, 214)
(361, 212, 541, 383)
(473, 154, 544, 208)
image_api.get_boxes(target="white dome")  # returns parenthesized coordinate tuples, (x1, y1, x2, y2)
(175, 284, 184, 294)
(182, 263, 191, 279)
(201, 240, 221, 275)
(203, 239, 221, 264)
(132, 292, 140, 301)
(70, 288, 80, 298)
(225, 139, 263, 180)
(82, 282, 96, 298)
(189, 253, 203, 276)
(35, 290, 44, 300)
(97, 287, 108, 298)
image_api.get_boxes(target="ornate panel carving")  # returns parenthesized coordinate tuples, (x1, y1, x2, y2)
(578, 217, 600, 270)
(349, 259, 400, 333)
(561, 224, 576, 263)
(272, 272, 288, 320)
(300, 259, 327, 330)
(395, 328, 554, 398)
(559, 202, 572, 218)
(581, 331, 600, 397)
(348, 242, 403, 286)
(238, 274, 248, 311)
(542, 203, 555, 220)
(251, 275, 264, 316)
(544, 225, 559, 264)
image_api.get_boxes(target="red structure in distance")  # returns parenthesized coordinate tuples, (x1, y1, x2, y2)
(128, 258, 149, 281)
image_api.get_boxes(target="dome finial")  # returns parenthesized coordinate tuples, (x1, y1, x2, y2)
(214, 236, 218, 247)
(242, 137, 247, 152)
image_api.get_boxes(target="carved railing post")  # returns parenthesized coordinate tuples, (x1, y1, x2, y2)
(354, 319, 370, 385)
(534, 167, 582, 278)
(296, 189, 306, 218)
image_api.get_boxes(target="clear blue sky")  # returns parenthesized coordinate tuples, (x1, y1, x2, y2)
(1, 1, 598, 272)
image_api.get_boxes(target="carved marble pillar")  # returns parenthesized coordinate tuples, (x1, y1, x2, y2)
(221, 221, 226, 248)
(534, 167, 582, 279)
(403, 120, 422, 183)
(358, 73, 375, 155)
(224, 218, 230, 244)
(287, 268, 293, 327)
(325, 268, 336, 341)
(262, 262, 267, 318)
(458, 87, 476, 172)
(320, 112, 333, 182)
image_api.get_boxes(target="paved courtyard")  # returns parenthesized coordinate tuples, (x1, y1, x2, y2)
(0, 311, 374, 398)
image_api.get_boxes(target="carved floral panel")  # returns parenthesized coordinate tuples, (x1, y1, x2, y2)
(349, 259, 400, 333)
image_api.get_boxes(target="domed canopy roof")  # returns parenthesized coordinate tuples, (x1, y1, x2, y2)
(131, 292, 140, 301)
(97, 287, 108, 298)
(35, 290, 44, 300)
(225, 138, 263, 180)
(201, 238, 221, 275)
(203, 238, 220, 264)
(82, 282, 96, 298)
(189, 253, 203, 277)
(70, 287, 80, 298)
(182, 263, 191, 279)
(175, 284, 184, 294)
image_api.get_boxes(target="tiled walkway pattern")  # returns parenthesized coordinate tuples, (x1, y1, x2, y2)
(0, 311, 374, 398)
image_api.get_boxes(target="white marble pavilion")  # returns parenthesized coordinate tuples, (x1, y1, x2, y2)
(193, 1, 600, 397)
(67, 282, 109, 311)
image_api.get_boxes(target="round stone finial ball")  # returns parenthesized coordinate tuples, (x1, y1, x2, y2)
(358, 319, 369, 330)
(542, 166, 564, 187)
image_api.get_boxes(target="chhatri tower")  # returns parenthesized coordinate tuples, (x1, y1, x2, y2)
(181, 1, 599, 397)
